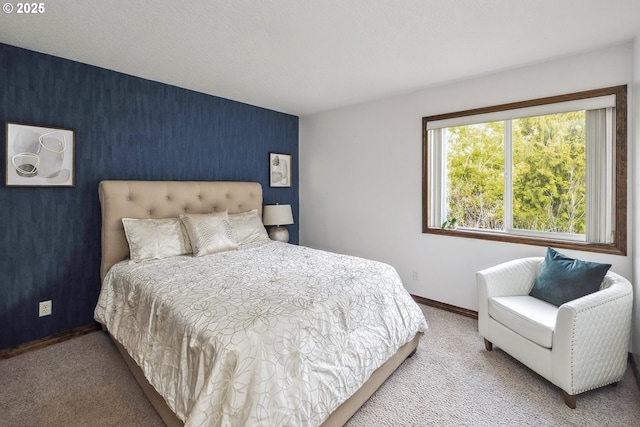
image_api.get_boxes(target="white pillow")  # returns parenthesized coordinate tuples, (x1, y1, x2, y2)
(228, 209, 270, 245)
(122, 218, 192, 262)
(180, 211, 239, 257)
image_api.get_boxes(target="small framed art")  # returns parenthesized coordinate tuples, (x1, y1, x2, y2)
(269, 152, 291, 187)
(5, 122, 75, 187)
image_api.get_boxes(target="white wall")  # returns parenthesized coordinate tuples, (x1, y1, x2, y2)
(300, 42, 635, 316)
(631, 32, 640, 355)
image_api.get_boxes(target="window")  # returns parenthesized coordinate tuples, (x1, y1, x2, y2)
(422, 86, 627, 255)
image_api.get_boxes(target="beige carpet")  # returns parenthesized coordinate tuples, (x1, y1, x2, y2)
(1, 305, 639, 427)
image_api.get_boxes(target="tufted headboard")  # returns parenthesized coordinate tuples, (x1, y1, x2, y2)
(98, 180, 263, 280)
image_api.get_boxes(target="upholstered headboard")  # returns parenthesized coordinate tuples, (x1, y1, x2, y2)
(98, 180, 263, 280)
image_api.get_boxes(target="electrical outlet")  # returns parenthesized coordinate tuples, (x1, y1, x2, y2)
(412, 270, 418, 281)
(39, 300, 52, 317)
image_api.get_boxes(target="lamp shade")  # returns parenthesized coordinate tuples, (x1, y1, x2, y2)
(263, 204, 294, 226)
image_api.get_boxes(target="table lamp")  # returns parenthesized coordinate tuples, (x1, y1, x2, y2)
(263, 204, 294, 243)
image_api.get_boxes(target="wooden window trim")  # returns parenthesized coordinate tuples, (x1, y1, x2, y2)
(421, 85, 627, 256)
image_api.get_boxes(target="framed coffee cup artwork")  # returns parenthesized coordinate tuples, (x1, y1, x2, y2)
(5, 122, 75, 187)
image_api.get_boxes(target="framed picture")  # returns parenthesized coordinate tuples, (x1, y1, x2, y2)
(5, 122, 75, 187)
(269, 152, 292, 188)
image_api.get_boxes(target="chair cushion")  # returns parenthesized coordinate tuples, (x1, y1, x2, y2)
(489, 296, 559, 348)
(529, 247, 611, 306)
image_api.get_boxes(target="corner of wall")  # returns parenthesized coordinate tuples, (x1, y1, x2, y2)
(631, 32, 640, 356)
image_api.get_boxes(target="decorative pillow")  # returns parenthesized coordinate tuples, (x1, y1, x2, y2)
(529, 247, 611, 306)
(122, 218, 192, 262)
(180, 211, 238, 257)
(228, 209, 270, 245)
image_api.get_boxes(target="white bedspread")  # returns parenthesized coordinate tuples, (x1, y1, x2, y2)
(94, 242, 427, 427)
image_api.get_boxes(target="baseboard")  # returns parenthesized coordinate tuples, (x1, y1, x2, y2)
(3, 304, 636, 395)
(0, 323, 101, 360)
(411, 294, 478, 319)
(0, 298, 472, 359)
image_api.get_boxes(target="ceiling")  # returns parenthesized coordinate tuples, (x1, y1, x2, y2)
(0, 0, 638, 116)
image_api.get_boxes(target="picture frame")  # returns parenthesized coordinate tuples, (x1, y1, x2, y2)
(5, 122, 75, 187)
(269, 152, 292, 188)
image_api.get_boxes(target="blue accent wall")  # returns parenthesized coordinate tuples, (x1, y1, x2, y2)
(0, 43, 299, 349)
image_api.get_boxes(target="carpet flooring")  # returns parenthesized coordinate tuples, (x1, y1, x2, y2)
(1, 304, 639, 427)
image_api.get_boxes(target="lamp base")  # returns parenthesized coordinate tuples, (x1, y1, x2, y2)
(268, 226, 289, 243)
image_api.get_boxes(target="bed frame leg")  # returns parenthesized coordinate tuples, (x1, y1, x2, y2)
(484, 338, 493, 351)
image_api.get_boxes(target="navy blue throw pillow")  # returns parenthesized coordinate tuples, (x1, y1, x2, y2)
(529, 247, 611, 306)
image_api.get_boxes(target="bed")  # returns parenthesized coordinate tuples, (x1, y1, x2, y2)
(94, 180, 427, 427)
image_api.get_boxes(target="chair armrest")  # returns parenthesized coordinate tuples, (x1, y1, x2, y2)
(476, 257, 543, 298)
(476, 257, 543, 336)
(552, 273, 633, 394)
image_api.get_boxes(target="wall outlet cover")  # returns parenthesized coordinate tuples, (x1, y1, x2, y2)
(39, 300, 52, 317)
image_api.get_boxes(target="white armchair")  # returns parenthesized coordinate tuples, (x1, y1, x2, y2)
(477, 257, 633, 408)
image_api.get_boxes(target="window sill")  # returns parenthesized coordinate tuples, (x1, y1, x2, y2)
(423, 227, 625, 256)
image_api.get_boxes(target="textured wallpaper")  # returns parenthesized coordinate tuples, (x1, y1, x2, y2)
(0, 43, 299, 349)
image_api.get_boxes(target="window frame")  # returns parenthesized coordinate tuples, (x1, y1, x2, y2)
(422, 85, 627, 256)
